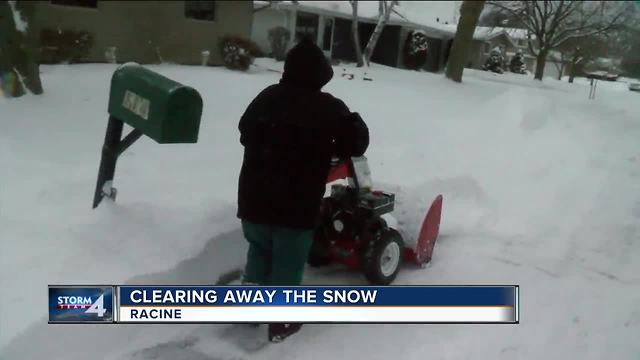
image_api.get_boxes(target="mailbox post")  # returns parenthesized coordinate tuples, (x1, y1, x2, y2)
(93, 64, 203, 208)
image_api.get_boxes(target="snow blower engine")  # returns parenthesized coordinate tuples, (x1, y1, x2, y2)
(308, 156, 443, 285)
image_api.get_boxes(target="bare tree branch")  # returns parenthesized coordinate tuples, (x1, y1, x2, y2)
(534, 1, 546, 39)
(486, 1, 537, 35)
(525, 1, 541, 35)
(551, 4, 627, 48)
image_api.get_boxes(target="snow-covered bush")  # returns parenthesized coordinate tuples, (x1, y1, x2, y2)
(218, 35, 262, 71)
(403, 30, 429, 70)
(268, 26, 290, 61)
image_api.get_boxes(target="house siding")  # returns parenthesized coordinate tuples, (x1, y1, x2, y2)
(252, 4, 454, 72)
(331, 17, 358, 63)
(33, 1, 252, 65)
(370, 25, 402, 67)
(466, 34, 516, 70)
(423, 37, 443, 72)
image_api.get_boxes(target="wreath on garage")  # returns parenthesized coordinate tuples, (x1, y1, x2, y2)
(403, 30, 429, 70)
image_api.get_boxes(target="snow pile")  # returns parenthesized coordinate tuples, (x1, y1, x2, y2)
(1, 60, 640, 359)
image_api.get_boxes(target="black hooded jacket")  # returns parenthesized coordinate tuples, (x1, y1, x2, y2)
(237, 38, 369, 229)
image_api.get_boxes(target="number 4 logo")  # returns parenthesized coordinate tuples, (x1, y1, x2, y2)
(85, 294, 107, 317)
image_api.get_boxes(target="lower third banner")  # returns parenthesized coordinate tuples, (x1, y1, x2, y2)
(116, 286, 518, 324)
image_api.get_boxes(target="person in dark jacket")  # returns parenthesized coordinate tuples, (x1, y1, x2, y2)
(236, 37, 369, 342)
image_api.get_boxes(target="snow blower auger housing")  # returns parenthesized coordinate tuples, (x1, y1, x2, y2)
(308, 156, 443, 285)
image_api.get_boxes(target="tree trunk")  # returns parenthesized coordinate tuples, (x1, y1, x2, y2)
(362, 1, 397, 66)
(0, 1, 25, 97)
(568, 52, 579, 83)
(568, 64, 576, 83)
(15, 1, 43, 94)
(557, 62, 564, 80)
(534, 49, 548, 80)
(350, 1, 364, 67)
(0, 1, 43, 96)
(445, 0, 485, 82)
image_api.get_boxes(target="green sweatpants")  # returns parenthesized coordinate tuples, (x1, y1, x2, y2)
(241, 221, 314, 286)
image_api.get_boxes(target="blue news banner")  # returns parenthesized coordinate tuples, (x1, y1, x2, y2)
(49, 285, 519, 324)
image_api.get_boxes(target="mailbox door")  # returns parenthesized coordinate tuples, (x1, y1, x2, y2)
(164, 87, 203, 143)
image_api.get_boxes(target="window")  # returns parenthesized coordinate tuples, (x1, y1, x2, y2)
(322, 18, 334, 51)
(50, 0, 97, 8)
(185, 1, 216, 21)
(295, 12, 319, 43)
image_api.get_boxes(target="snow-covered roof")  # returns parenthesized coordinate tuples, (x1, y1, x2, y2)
(255, 1, 401, 23)
(471, 26, 533, 41)
(254, 1, 457, 38)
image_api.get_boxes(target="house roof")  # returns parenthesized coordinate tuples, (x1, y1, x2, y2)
(254, 1, 457, 38)
(472, 26, 533, 41)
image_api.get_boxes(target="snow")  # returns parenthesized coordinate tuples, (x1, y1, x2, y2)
(2, 59, 640, 359)
(468, 26, 534, 42)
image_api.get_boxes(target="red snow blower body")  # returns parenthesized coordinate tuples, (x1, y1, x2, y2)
(308, 156, 443, 285)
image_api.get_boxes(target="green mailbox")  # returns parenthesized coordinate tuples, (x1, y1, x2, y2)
(108, 64, 202, 143)
(93, 64, 203, 208)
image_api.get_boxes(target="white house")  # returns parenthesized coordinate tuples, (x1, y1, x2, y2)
(251, 1, 456, 72)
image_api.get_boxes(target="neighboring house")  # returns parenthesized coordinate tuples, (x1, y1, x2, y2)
(466, 26, 585, 79)
(252, 1, 455, 72)
(32, 0, 252, 65)
(461, 26, 537, 71)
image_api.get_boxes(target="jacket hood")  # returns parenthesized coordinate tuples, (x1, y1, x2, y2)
(281, 37, 334, 90)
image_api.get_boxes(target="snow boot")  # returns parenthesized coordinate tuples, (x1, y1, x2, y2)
(268, 323, 303, 343)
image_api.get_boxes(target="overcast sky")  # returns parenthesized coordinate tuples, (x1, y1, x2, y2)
(399, 1, 461, 25)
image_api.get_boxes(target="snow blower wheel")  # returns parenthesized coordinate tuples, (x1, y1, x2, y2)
(364, 228, 403, 285)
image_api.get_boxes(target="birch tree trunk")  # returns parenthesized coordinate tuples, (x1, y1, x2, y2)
(362, 0, 397, 67)
(15, 1, 43, 94)
(0, 1, 43, 96)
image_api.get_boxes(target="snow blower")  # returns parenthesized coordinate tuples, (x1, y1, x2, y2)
(308, 156, 443, 285)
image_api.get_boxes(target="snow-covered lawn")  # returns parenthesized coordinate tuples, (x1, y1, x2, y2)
(1, 59, 639, 359)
